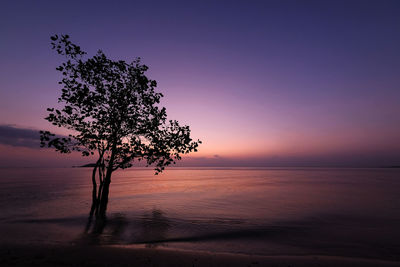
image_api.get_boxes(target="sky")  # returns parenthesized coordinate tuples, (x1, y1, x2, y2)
(0, 0, 399, 167)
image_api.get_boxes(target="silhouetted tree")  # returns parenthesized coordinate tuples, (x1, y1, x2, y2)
(40, 34, 201, 218)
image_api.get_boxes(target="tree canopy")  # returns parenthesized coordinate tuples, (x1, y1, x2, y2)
(40, 34, 201, 174)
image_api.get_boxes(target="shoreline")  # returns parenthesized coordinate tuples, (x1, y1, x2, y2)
(1, 243, 399, 267)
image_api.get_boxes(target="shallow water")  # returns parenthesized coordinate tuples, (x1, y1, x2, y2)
(0, 167, 399, 260)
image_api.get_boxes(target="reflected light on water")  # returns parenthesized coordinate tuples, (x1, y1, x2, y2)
(0, 167, 399, 259)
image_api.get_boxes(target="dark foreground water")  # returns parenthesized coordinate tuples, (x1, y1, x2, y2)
(0, 167, 399, 260)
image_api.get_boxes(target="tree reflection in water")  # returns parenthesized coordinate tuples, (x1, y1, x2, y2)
(77, 209, 170, 248)
(137, 209, 170, 248)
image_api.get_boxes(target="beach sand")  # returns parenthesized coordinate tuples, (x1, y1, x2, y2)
(1, 244, 399, 267)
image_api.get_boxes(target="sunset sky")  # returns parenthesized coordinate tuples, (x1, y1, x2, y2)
(1, 0, 399, 167)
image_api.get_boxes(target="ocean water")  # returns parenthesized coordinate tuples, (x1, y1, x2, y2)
(0, 167, 399, 260)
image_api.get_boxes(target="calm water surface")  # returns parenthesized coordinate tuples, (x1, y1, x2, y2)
(0, 167, 399, 260)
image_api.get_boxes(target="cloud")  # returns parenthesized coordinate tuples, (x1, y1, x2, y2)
(0, 124, 40, 148)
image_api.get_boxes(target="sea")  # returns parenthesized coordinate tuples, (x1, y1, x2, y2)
(0, 167, 399, 260)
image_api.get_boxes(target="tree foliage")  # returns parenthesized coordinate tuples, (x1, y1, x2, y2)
(40, 34, 201, 174)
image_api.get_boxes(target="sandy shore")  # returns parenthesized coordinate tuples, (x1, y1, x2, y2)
(1, 244, 399, 267)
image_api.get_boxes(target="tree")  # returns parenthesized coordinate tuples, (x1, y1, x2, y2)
(40, 34, 201, 219)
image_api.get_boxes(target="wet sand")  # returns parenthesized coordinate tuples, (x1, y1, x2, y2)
(1, 244, 400, 267)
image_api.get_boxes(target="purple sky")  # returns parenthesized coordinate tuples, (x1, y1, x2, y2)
(1, 0, 399, 167)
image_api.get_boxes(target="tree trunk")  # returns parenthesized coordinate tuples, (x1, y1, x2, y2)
(99, 147, 117, 219)
(98, 173, 111, 218)
(97, 141, 117, 218)
(89, 163, 99, 218)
